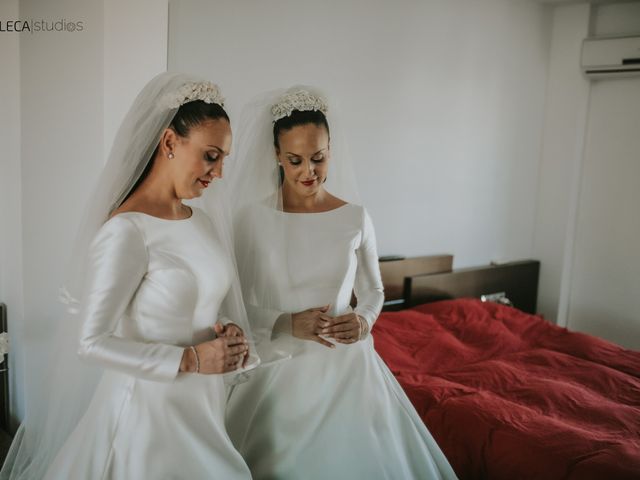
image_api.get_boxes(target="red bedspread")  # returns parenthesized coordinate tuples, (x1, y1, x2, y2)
(372, 299, 640, 480)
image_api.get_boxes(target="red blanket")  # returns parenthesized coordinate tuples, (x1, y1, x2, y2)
(372, 299, 640, 480)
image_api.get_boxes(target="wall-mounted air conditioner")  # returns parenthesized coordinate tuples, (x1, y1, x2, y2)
(581, 36, 640, 79)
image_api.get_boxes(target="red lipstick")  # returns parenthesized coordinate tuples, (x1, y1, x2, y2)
(301, 179, 315, 187)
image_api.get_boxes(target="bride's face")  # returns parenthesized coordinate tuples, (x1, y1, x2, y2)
(276, 123, 330, 198)
(171, 118, 232, 199)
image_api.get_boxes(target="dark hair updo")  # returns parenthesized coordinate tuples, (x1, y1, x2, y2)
(121, 100, 229, 206)
(273, 109, 330, 150)
(170, 100, 229, 137)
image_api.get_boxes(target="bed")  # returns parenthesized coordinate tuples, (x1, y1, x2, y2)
(372, 255, 640, 480)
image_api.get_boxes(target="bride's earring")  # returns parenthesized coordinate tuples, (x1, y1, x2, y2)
(168, 152, 175, 159)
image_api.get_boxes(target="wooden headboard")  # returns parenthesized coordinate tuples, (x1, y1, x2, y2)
(378, 255, 453, 310)
(378, 256, 540, 314)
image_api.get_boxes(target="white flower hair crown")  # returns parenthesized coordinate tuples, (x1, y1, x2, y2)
(163, 81, 225, 110)
(271, 89, 328, 122)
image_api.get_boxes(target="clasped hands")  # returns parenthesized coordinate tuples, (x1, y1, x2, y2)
(291, 305, 368, 348)
(180, 322, 249, 375)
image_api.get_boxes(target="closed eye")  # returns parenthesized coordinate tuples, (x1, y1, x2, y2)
(205, 152, 219, 162)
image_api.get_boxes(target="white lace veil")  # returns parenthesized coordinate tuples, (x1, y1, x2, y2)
(225, 86, 361, 363)
(1, 72, 258, 479)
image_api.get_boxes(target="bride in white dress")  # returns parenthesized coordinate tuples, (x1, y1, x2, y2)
(1, 73, 259, 479)
(225, 87, 458, 480)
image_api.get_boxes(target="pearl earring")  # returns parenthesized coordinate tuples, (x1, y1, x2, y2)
(168, 152, 175, 159)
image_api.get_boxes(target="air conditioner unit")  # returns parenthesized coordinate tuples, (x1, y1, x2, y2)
(581, 36, 640, 79)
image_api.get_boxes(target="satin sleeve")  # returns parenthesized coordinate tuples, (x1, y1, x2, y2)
(77, 216, 185, 382)
(354, 208, 385, 333)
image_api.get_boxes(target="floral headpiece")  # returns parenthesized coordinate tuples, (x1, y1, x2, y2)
(271, 89, 328, 122)
(162, 81, 225, 110)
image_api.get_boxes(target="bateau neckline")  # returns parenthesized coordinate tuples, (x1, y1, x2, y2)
(115, 206, 195, 222)
(280, 203, 352, 215)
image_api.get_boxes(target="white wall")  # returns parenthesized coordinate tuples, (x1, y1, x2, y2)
(566, 78, 640, 349)
(593, 1, 640, 36)
(104, 0, 169, 156)
(563, 2, 640, 349)
(168, 0, 552, 268)
(532, 3, 590, 323)
(18, 0, 104, 424)
(0, 0, 26, 427)
(2, 0, 168, 423)
(533, 1, 640, 349)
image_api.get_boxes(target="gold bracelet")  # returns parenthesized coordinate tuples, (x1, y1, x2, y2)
(359, 316, 369, 339)
(189, 345, 200, 373)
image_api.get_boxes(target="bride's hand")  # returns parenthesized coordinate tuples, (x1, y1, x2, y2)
(291, 305, 335, 349)
(214, 321, 243, 337)
(213, 322, 249, 367)
(319, 312, 367, 345)
(180, 335, 248, 374)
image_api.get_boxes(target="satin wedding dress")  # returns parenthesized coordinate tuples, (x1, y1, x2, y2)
(45, 207, 251, 479)
(227, 203, 457, 480)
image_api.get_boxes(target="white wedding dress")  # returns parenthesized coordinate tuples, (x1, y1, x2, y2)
(227, 203, 457, 480)
(45, 207, 251, 480)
